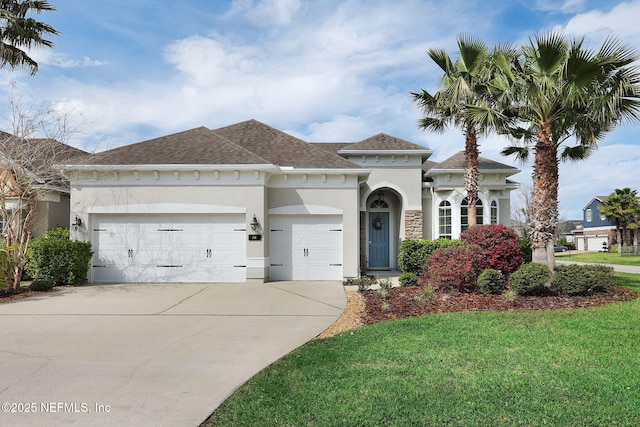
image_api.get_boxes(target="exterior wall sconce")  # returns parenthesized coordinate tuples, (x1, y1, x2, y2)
(250, 214, 260, 232)
(377, 190, 385, 203)
(72, 215, 82, 231)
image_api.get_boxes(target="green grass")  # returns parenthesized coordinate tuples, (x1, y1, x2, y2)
(556, 251, 640, 266)
(206, 273, 640, 427)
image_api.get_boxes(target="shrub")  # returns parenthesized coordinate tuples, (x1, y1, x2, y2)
(399, 272, 418, 287)
(509, 263, 551, 296)
(460, 225, 524, 275)
(553, 264, 614, 295)
(397, 238, 464, 274)
(25, 228, 93, 286)
(29, 280, 54, 292)
(477, 269, 506, 295)
(424, 245, 484, 293)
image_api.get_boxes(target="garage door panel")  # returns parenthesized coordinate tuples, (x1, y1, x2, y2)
(92, 214, 246, 283)
(268, 215, 342, 281)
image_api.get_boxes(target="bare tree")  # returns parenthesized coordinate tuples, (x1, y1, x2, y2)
(0, 94, 85, 290)
(510, 182, 533, 239)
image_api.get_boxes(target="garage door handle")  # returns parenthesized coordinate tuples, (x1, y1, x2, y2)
(128, 249, 133, 258)
(330, 264, 342, 266)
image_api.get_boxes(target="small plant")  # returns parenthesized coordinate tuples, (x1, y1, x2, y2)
(399, 272, 418, 287)
(29, 280, 54, 292)
(381, 301, 392, 311)
(348, 276, 373, 291)
(503, 289, 518, 301)
(421, 285, 435, 297)
(378, 277, 393, 291)
(477, 269, 506, 295)
(441, 293, 450, 302)
(509, 263, 551, 296)
(377, 288, 388, 299)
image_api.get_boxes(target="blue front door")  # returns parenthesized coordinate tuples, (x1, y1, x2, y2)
(369, 212, 389, 268)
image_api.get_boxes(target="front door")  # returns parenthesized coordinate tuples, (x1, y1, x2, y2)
(369, 212, 389, 268)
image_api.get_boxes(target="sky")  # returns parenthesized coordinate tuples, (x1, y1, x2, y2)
(2, 0, 640, 219)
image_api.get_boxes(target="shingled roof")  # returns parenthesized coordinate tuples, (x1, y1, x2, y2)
(344, 133, 432, 152)
(84, 127, 270, 165)
(212, 120, 359, 169)
(425, 151, 518, 173)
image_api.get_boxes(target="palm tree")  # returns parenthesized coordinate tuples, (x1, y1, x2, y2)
(412, 34, 493, 229)
(599, 188, 639, 253)
(477, 33, 640, 267)
(0, 0, 59, 75)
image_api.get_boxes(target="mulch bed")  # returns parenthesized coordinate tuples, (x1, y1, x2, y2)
(363, 285, 640, 325)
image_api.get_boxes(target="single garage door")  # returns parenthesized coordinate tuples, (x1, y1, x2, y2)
(587, 236, 608, 251)
(269, 215, 342, 280)
(92, 214, 246, 283)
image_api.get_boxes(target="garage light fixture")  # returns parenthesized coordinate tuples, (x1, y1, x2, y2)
(377, 191, 385, 202)
(72, 215, 82, 231)
(250, 214, 260, 232)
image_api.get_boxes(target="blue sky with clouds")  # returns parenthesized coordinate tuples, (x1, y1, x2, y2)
(2, 0, 640, 219)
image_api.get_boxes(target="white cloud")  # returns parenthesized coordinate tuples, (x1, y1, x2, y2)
(564, 0, 640, 42)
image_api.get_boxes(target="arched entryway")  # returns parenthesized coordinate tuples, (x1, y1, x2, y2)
(364, 189, 400, 271)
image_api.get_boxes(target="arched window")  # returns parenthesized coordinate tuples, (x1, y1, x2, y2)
(461, 198, 483, 231)
(439, 201, 452, 239)
(491, 200, 498, 224)
(370, 199, 389, 209)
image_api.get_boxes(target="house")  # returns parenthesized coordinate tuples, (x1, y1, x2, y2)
(573, 196, 617, 251)
(0, 134, 87, 237)
(62, 120, 519, 284)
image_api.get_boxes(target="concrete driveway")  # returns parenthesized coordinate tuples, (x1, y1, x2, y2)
(0, 281, 346, 426)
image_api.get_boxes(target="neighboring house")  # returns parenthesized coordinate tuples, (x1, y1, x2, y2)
(0, 134, 87, 237)
(62, 120, 519, 284)
(573, 196, 617, 251)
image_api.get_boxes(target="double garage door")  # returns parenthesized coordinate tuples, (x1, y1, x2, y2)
(269, 215, 343, 281)
(92, 214, 246, 283)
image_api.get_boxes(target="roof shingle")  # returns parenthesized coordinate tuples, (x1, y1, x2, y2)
(213, 120, 359, 169)
(85, 127, 270, 165)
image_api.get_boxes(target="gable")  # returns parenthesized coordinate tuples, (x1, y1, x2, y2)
(213, 120, 360, 169)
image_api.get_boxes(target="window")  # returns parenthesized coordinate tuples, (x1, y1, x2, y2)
(490, 200, 498, 225)
(586, 209, 593, 222)
(461, 198, 483, 231)
(370, 199, 389, 209)
(439, 201, 452, 239)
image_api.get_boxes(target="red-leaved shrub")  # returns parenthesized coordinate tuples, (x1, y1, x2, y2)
(460, 225, 524, 275)
(424, 245, 485, 293)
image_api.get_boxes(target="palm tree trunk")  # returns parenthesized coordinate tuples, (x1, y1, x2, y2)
(530, 123, 559, 268)
(465, 125, 479, 228)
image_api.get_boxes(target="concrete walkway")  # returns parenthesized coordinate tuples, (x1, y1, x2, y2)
(0, 281, 345, 426)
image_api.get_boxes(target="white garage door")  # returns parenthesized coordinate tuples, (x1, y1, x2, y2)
(269, 215, 343, 280)
(587, 236, 608, 251)
(92, 214, 246, 283)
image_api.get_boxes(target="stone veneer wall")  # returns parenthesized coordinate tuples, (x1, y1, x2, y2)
(405, 210, 423, 239)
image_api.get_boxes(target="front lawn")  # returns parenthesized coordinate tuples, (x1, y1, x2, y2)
(205, 273, 640, 426)
(556, 251, 640, 266)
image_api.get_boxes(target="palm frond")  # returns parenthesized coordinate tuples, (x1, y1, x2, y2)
(501, 146, 530, 163)
(560, 144, 596, 162)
